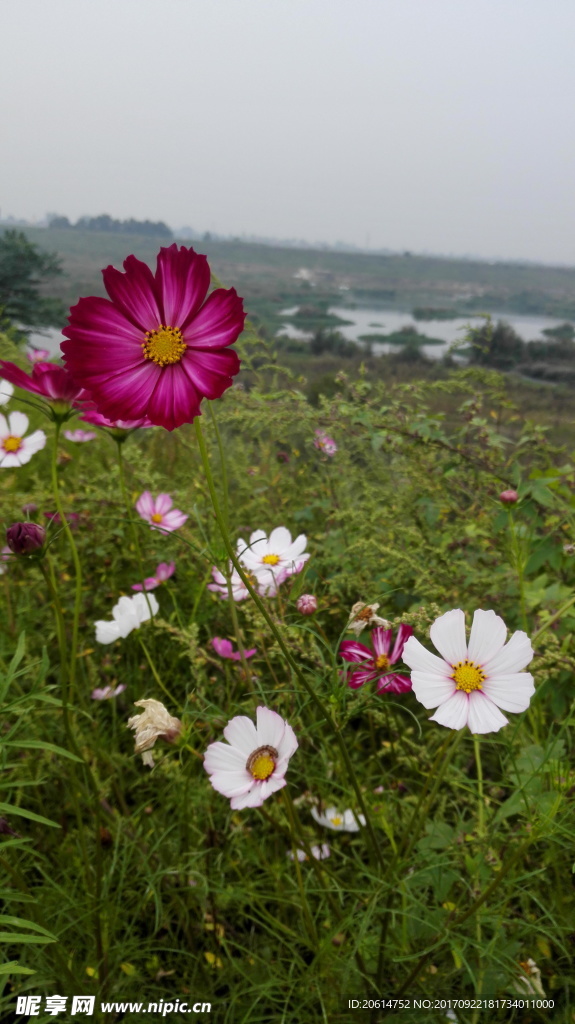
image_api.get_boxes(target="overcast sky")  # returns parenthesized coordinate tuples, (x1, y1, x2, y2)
(3, 0, 575, 263)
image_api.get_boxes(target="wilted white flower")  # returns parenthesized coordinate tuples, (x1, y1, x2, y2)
(512, 958, 545, 997)
(346, 602, 391, 636)
(95, 592, 159, 644)
(311, 806, 366, 832)
(127, 698, 182, 767)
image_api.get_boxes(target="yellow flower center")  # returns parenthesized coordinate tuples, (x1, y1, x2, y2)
(375, 653, 390, 670)
(151, 513, 163, 524)
(142, 325, 187, 367)
(262, 553, 280, 566)
(452, 659, 485, 693)
(246, 744, 278, 781)
(3, 435, 22, 453)
(331, 816, 343, 827)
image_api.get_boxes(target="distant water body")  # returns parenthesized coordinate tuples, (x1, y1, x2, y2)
(277, 306, 571, 360)
(28, 307, 571, 363)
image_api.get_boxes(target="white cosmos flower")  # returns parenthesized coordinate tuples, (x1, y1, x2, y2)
(311, 806, 366, 832)
(95, 592, 159, 644)
(237, 527, 309, 581)
(402, 608, 535, 734)
(0, 379, 14, 406)
(127, 698, 182, 767)
(204, 706, 298, 810)
(0, 411, 46, 467)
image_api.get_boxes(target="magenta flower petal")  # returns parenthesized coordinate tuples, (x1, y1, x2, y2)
(389, 623, 414, 663)
(181, 347, 241, 400)
(376, 673, 412, 694)
(338, 639, 372, 663)
(372, 627, 392, 659)
(156, 245, 211, 328)
(63, 296, 143, 347)
(102, 255, 161, 331)
(347, 669, 379, 689)
(147, 361, 203, 430)
(184, 288, 246, 348)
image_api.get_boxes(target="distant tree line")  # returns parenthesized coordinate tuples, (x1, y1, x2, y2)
(48, 214, 173, 239)
(0, 229, 65, 336)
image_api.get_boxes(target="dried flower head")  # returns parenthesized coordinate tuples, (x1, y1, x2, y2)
(127, 698, 182, 767)
(346, 602, 391, 636)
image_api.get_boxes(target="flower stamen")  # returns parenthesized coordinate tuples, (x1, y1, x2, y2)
(262, 553, 280, 566)
(452, 659, 485, 693)
(150, 513, 163, 524)
(2, 435, 22, 453)
(246, 744, 278, 780)
(142, 325, 187, 367)
(375, 653, 390, 670)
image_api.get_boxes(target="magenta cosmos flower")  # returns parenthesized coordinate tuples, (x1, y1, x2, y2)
(60, 245, 246, 431)
(402, 609, 535, 734)
(132, 561, 176, 591)
(80, 408, 153, 430)
(211, 636, 256, 660)
(0, 361, 87, 407)
(135, 491, 188, 533)
(204, 706, 298, 809)
(339, 624, 414, 693)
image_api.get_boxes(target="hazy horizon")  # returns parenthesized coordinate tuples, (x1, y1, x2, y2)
(3, 0, 575, 265)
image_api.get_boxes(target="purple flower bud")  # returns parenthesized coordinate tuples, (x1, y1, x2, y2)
(6, 522, 46, 555)
(297, 594, 317, 615)
(499, 489, 519, 505)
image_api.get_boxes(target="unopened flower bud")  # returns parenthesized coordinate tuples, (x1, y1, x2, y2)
(499, 489, 519, 505)
(6, 522, 46, 555)
(297, 594, 317, 615)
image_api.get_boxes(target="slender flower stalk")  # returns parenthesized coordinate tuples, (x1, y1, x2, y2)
(50, 422, 82, 701)
(194, 415, 387, 874)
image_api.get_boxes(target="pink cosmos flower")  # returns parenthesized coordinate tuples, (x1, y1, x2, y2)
(27, 349, 52, 363)
(135, 491, 188, 533)
(237, 528, 309, 582)
(91, 683, 127, 700)
(402, 609, 535, 734)
(0, 360, 87, 406)
(80, 408, 154, 430)
(211, 636, 256, 660)
(61, 244, 246, 431)
(0, 412, 47, 467)
(132, 561, 176, 591)
(204, 706, 298, 809)
(63, 429, 97, 443)
(339, 624, 414, 693)
(314, 429, 337, 456)
(207, 562, 286, 601)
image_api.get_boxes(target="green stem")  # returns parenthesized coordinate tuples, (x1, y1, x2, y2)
(473, 734, 485, 839)
(530, 593, 575, 644)
(507, 509, 528, 633)
(194, 415, 386, 875)
(138, 636, 180, 710)
(282, 789, 318, 947)
(50, 421, 83, 701)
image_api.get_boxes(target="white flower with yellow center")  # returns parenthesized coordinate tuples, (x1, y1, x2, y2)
(402, 608, 535, 734)
(204, 706, 298, 809)
(311, 806, 366, 832)
(237, 527, 309, 583)
(0, 411, 46, 467)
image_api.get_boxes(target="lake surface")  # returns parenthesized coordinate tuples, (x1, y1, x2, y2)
(27, 308, 572, 363)
(277, 307, 572, 360)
